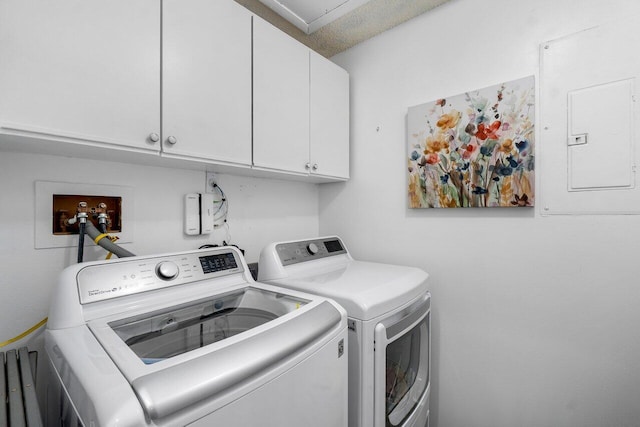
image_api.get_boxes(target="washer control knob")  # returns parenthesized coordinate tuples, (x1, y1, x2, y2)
(307, 243, 319, 255)
(156, 261, 179, 280)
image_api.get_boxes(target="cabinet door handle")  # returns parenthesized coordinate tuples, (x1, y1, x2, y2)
(312, 163, 319, 171)
(148, 133, 160, 143)
(166, 136, 177, 145)
(305, 162, 311, 170)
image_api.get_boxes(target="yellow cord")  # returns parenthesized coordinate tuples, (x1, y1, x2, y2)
(1, 233, 120, 347)
(93, 233, 110, 244)
(0, 317, 48, 348)
(93, 233, 120, 259)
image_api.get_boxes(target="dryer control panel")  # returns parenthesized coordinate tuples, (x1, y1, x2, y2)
(76, 249, 244, 304)
(276, 237, 348, 266)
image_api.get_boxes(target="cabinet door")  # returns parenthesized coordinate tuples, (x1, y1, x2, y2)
(253, 17, 310, 174)
(0, 0, 160, 152)
(310, 52, 350, 179)
(162, 0, 252, 165)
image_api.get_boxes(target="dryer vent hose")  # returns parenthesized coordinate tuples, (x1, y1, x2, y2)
(84, 221, 135, 258)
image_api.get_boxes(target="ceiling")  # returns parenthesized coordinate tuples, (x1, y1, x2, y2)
(257, 0, 373, 34)
(235, 0, 453, 58)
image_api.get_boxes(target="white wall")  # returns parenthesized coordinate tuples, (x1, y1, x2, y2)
(0, 151, 319, 349)
(322, 0, 640, 426)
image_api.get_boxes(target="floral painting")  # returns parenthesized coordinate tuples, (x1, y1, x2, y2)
(407, 76, 535, 208)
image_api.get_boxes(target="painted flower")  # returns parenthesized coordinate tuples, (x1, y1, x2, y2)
(425, 135, 450, 154)
(470, 97, 488, 114)
(524, 156, 535, 171)
(495, 165, 513, 176)
(498, 138, 514, 154)
(462, 143, 476, 160)
(475, 120, 501, 140)
(436, 110, 461, 130)
(425, 153, 439, 165)
(480, 145, 493, 157)
(516, 139, 529, 152)
(472, 186, 488, 195)
(464, 123, 476, 135)
(510, 194, 530, 207)
(410, 150, 420, 161)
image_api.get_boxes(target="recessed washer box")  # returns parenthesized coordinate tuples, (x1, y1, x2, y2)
(35, 181, 134, 249)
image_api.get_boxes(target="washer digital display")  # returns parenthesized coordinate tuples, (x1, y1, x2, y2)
(324, 239, 344, 253)
(199, 253, 238, 274)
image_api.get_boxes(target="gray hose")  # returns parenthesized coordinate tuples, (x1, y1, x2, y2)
(84, 221, 135, 258)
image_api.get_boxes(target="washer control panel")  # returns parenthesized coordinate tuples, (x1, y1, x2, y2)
(276, 237, 348, 266)
(77, 249, 243, 304)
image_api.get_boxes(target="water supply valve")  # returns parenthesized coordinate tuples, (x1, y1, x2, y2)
(94, 202, 111, 232)
(76, 201, 89, 224)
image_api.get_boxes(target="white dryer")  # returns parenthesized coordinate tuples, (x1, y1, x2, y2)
(44, 246, 348, 427)
(258, 236, 431, 427)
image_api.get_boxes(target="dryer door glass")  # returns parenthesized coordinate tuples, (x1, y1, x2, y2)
(379, 299, 430, 427)
(385, 316, 428, 421)
(108, 287, 308, 364)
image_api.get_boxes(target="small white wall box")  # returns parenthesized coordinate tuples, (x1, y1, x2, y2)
(184, 193, 214, 235)
(540, 20, 640, 215)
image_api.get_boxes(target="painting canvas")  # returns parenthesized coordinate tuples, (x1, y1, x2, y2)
(407, 76, 535, 208)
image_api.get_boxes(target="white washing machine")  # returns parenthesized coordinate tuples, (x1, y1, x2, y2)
(258, 236, 431, 427)
(44, 246, 348, 427)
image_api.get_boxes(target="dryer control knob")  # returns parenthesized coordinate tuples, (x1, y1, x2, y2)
(307, 243, 319, 255)
(156, 261, 179, 280)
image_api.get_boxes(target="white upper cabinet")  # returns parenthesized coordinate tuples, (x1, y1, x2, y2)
(253, 17, 350, 180)
(0, 1, 348, 181)
(0, 0, 161, 152)
(310, 51, 350, 180)
(162, 0, 252, 166)
(253, 17, 311, 175)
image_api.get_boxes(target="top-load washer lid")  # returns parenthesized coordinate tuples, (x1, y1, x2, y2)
(47, 246, 347, 421)
(258, 236, 429, 321)
(108, 286, 309, 365)
(89, 284, 341, 420)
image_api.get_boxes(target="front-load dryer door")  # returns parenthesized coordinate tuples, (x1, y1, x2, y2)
(374, 293, 431, 427)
